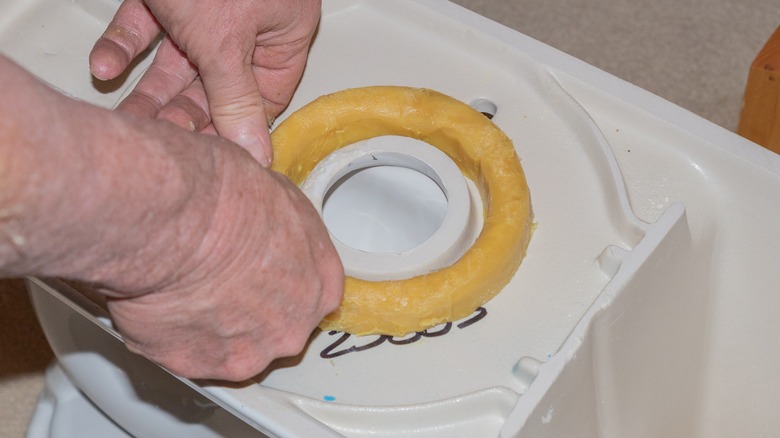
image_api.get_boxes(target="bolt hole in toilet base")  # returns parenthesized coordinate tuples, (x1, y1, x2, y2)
(470, 97, 498, 120)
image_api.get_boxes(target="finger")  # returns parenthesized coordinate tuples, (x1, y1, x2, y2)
(89, 0, 162, 81)
(200, 123, 218, 136)
(117, 37, 198, 118)
(156, 78, 211, 132)
(251, 65, 301, 123)
(251, 41, 313, 121)
(249, 2, 320, 120)
(199, 56, 273, 167)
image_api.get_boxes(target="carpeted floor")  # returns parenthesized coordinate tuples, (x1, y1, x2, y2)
(453, 0, 780, 131)
(1, 0, 778, 436)
(0, 280, 52, 438)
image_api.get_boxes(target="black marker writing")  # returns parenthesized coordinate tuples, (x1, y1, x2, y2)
(320, 307, 487, 359)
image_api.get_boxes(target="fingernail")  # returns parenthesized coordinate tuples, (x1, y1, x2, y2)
(258, 153, 271, 167)
(237, 136, 271, 167)
(89, 63, 106, 80)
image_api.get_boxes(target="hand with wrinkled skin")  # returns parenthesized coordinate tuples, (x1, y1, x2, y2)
(105, 154, 344, 381)
(89, 0, 321, 166)
(0, 55, 343, 381)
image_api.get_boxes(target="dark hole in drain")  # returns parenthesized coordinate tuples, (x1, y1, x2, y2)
(470, 98, 497, 120)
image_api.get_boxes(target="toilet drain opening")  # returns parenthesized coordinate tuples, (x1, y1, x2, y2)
(322, 161, 448, 255)
(300, 135, 476, 281)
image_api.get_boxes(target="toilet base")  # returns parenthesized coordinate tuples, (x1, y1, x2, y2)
(27, 364, 131, 438)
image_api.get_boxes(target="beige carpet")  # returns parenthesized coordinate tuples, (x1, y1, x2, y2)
(0, 280, 52, 438)
(1, 0, 778, 436)
(453, 0, 780, 131)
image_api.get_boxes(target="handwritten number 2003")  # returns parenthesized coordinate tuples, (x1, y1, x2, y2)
(320, 307, 487, 359)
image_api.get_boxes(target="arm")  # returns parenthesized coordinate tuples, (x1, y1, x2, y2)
(0, 56, 343, 381)
(0, 55, 221, 288)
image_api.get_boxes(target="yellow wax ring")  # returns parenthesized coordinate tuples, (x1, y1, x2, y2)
(271, 86, 533, 336)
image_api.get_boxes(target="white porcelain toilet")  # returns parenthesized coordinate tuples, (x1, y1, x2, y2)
(6, 0, 780, 436)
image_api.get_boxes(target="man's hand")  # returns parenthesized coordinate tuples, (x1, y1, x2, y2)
(0, 55, 343, 381)
(89, 0, 321, 166)
(104, 144, 344, 381)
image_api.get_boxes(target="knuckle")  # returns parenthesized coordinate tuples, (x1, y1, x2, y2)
(219, 353, 272, 382)
(274, 327, 310, 359)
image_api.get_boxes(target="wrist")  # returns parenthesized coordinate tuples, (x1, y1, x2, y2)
(62, 112, 227, 296)
(0, 64, 224, 294)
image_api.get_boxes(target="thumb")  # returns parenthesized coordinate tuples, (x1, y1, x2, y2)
(200, 60, 273, 167)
